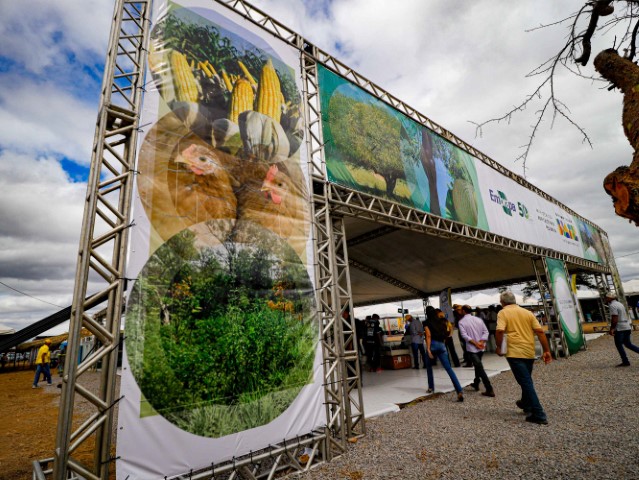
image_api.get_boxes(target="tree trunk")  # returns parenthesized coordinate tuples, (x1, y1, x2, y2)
(593, 49, 639, 225)
(385, 176, 398, 197)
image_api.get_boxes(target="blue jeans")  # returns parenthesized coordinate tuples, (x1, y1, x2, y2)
(614, 330, 639, 364)
(507, 358, 546, 420)
(411, 342, 428, 368)
(426, 340, 462, 393)
(33, 363, 52, 386)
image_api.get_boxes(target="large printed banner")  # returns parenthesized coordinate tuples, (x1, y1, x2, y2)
(317, 65, 607, 264)
(117, 1, 324, 478)
(545, 257, 584, 354)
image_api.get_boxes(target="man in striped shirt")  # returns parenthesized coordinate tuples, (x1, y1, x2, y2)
(458, 305, 495, 397)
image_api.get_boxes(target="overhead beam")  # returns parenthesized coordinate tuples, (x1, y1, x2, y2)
(349, 258, 428, 298)
(347, 226, 398, 247)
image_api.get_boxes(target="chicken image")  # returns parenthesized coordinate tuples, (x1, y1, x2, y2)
(232, 158, 309, 259)
(261, 164, 287, 205)
(137, 113, 237, 250)
(137, 110, 310, 260)
(174, 143, 226, 176)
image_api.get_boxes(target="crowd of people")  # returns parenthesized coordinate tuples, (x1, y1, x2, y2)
(353, 291, 554, 423)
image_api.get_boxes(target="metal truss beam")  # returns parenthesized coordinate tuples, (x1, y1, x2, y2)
(347, 226, 398, 247)
(322, 183, 609, 275)
(302, 49, 365, 446)
(349, 258, 428, 298)
(47, 1, 152, 479)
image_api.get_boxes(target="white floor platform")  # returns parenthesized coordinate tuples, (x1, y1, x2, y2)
(359, 333, 604, 418)
(360, 351, 510, 418)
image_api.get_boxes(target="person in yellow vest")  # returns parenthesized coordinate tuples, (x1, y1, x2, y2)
(32, 339, 53, 388)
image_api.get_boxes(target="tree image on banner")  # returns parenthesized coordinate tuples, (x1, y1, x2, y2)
(327, 86, 406, 198)
(126, 222, 316, 438)
(473, 2, 639, 226)
(318, 65, 488, 229)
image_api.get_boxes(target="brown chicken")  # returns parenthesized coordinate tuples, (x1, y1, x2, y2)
(137, 113, 237, 249)
(232, 158, 309, 259)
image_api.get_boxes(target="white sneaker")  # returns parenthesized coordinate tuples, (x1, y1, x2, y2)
(32, 385, 38, 388)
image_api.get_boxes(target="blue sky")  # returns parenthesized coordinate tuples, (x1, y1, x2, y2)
(1, 0, 638, 331)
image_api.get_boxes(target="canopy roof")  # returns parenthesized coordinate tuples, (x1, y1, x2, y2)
(341, 214, 606, 307)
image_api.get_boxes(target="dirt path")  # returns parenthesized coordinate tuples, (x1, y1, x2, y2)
(0, 370, 98, 480)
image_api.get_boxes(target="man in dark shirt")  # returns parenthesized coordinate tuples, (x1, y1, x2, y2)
(364, 314, 384, 372)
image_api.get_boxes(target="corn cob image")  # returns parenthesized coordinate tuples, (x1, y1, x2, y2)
(170, 51, 199, 102)
(256, 59, 283, 123)
(229, 78, 255, 124)
(238, 60, 258, 86)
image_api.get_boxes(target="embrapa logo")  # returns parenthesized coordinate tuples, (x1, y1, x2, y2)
(489, 189, 529, 219)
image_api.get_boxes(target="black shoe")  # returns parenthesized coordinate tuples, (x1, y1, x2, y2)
(482, 390, 495, 397)
(412, 367, 419, 369)
(422, 365, 428, 369)
(516, 400, 531, 413)
(525, 415, 548, 425)
(471, 380, 480, 391)
(453, 363, 460, 368)
(462, 363, 473, 368)
(616, 362, 631, 367)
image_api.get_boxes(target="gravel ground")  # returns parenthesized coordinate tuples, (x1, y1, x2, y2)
(293, 334, 639, 480)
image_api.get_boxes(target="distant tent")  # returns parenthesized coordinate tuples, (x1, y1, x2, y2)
(0, 324, 16, 335)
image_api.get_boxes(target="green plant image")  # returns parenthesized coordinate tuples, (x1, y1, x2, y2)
(125, 222, 316, 438)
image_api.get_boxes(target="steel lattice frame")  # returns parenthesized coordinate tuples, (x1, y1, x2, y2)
(43, 1, 152, 479)
(301, 46, 365, 445)
(324, 182, 609, 274)
(532, 258, 569, 358)
(39, 0, 624, 478)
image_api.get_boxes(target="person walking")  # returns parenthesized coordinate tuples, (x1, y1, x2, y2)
(425, 311, 464, 402)
(605, 292, 639, 366)
(495, 291, 551, 425)
(458, 305, 495, 397)
(453, 304, 472, 367)
(429, 307, 458, 367)
(406, 314, 428, 369)
(33, 339, 53, 388)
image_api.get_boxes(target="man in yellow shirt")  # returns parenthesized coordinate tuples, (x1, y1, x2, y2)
(33, 339, 53, 388)
(495, 291, 552, 425)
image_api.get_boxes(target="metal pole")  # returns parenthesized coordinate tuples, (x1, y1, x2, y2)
(51, 1, 151, 478)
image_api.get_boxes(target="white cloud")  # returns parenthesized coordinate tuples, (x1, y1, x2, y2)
(0, 77, 98, 163)
(0, 0, 112, 74)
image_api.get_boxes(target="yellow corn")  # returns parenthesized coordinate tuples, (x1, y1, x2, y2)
(256, 58, 283, 123)
(238, 61, 258, 86)
(205, 60, 217, 77)
(229, 78, 254, 124)
(221, 70, 233, 92)
(198, 61, 211, 78)
(170, 51, 199, 102)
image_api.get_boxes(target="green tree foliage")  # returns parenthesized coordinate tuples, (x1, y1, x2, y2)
(126, 229, 316, 436)
(328, 92, 404, 196)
